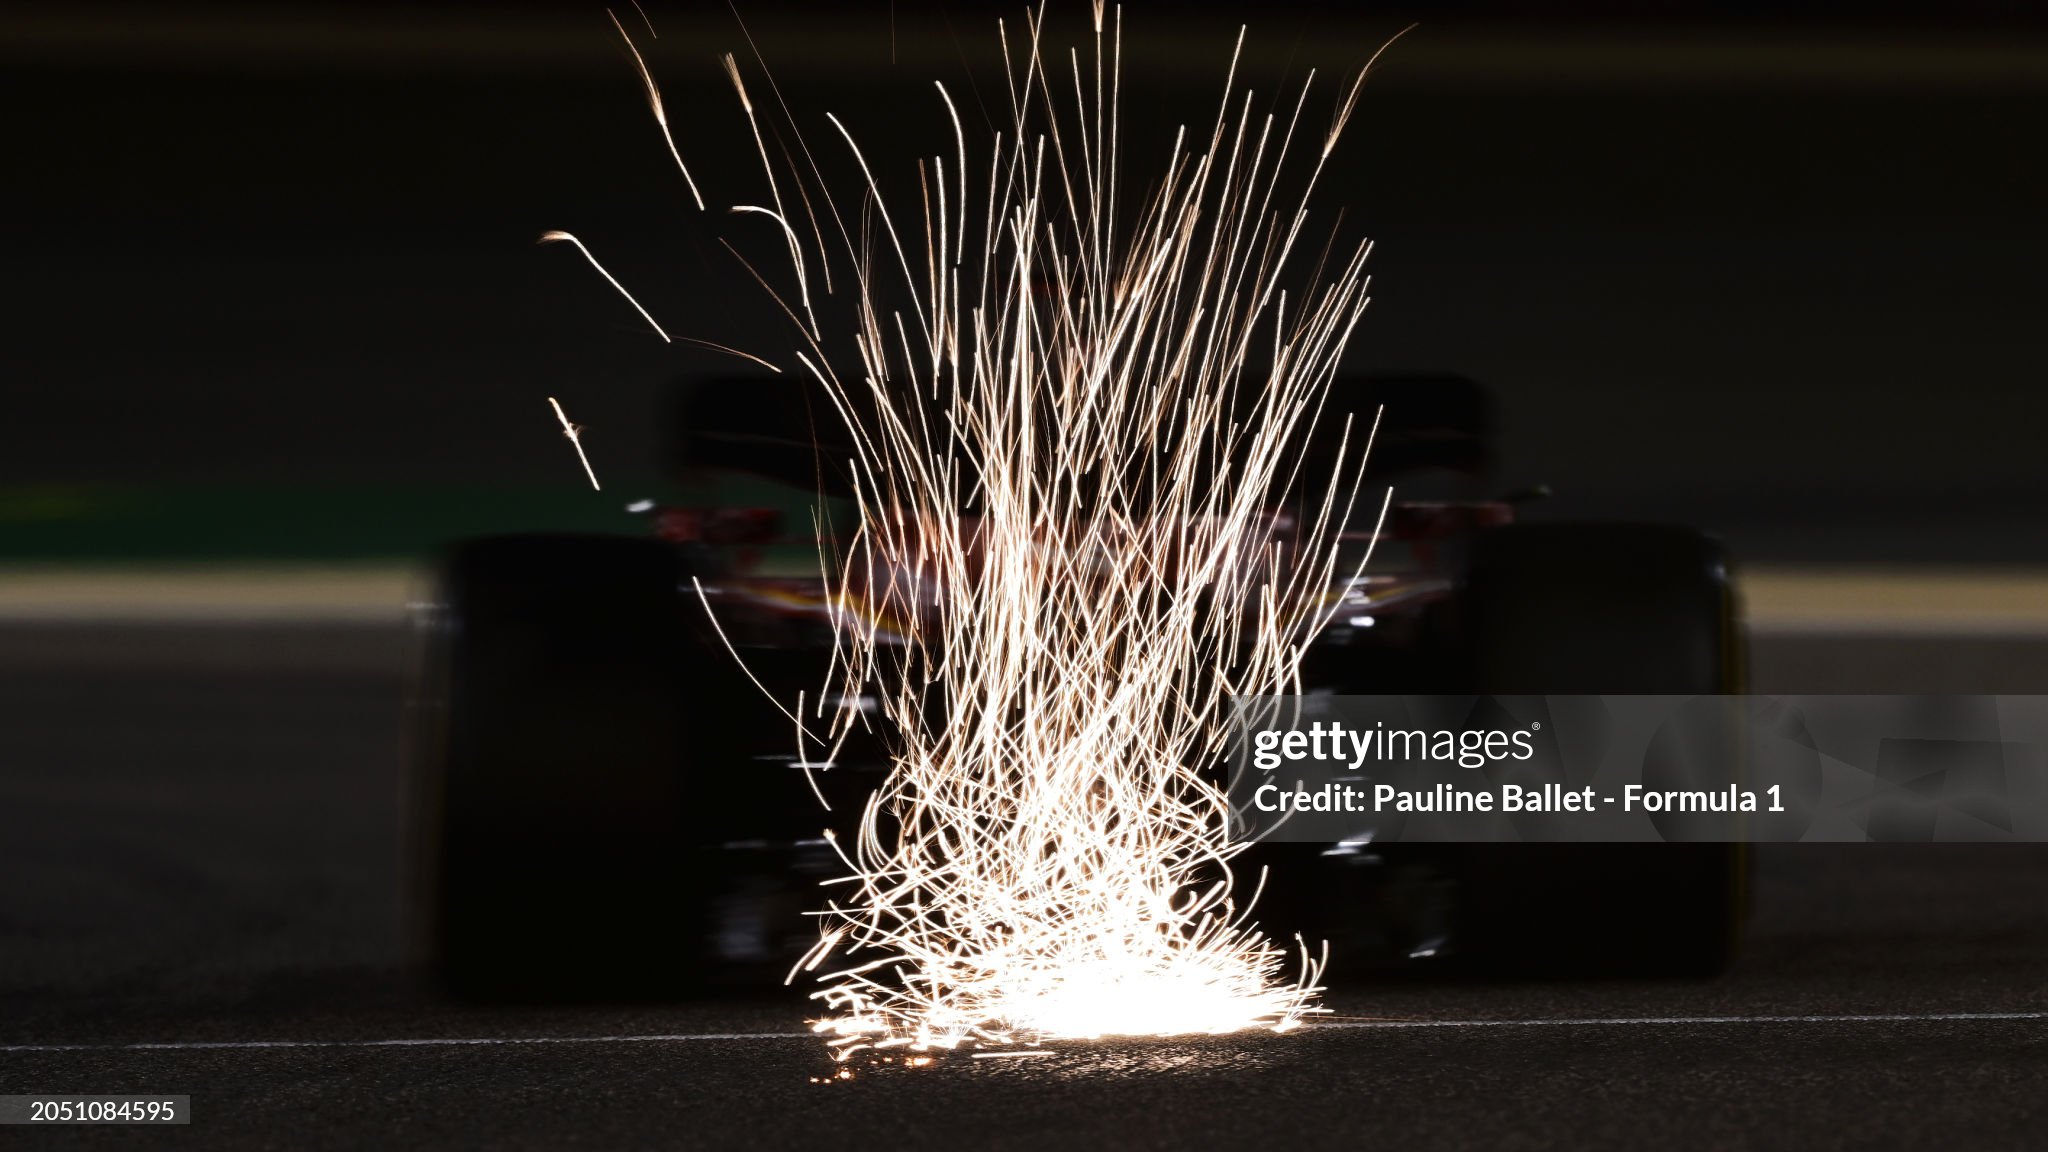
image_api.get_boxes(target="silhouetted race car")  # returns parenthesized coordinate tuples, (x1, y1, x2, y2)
(408, 374, 1745, 1000)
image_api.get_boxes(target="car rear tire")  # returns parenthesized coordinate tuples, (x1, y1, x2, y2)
(1455, 523, 1746, 977)
(410, 534, 707, 1000)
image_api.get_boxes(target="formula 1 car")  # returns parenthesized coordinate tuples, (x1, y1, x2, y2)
(407, 373, 1744, 1000)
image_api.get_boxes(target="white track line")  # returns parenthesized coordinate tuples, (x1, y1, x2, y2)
(3, 1012, 2040, 1054)
(1315, 1011, 2048, 1030)
(0, 1032, 812, 1053)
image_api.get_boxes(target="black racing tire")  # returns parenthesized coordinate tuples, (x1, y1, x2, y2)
(1455, 523, 1746, 978)
(409, 534, 707, 1000)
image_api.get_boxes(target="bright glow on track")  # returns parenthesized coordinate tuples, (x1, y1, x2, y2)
(8, 1013, 2042, 1053)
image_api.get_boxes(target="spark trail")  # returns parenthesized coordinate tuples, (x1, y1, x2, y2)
(572, 3, 1400, 1058)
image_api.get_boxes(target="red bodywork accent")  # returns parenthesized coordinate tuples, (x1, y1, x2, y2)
(654, 507, 785, 545)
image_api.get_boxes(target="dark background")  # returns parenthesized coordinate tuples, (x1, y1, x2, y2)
(3, 6, 2047, 1147)
(4, 0, 2045, 562)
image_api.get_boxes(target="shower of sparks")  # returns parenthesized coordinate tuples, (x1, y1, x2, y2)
(548, 396, 601, 491)
(567, 4, 1402, 1058)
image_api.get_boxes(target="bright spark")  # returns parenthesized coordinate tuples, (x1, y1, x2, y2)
(608, 8, 705, 210)
(537, 231, 672, 343)
(627, 0, 657, 39)
(535, 232, 778, 370)
(548, 396, 601, 491)
(674, 335, 783, 374)
(571, 6, 1398, 1059)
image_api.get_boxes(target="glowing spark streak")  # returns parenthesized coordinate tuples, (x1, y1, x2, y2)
(690, 576, 820, 736)
(674, 336, 782, 374)
(626, 7, 1410, 1060)
(722, 4, 860, 286)
(547, 397, 600, 491)
(725, 56, 817, 335)
(628, 0, 657, 38)
(608, 8, 706, 211)
(935, 82, 968, 259)
(537, 231, 672, 343)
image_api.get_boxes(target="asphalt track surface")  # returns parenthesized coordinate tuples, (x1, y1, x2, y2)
(4, 627, 2047, 1149)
